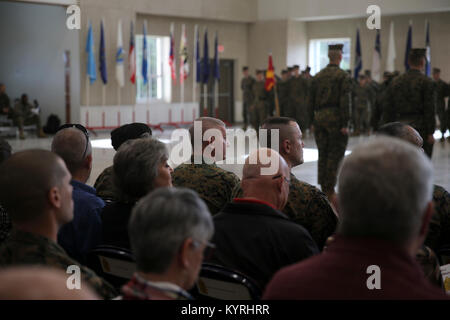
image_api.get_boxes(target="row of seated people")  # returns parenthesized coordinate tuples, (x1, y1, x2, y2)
(0, 117, 448, 299)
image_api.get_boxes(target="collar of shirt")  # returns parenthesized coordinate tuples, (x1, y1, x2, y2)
(327, 63, 339, 68)
(233, 198, 277, 210)
(132, 273, 193, 300)
(71, 179, 96, 195)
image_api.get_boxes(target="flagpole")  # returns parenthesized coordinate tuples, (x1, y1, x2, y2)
(273, 80, 280, 117)
(180, 24, 185, 107)
(193, 24, 198, 104)
(203, 27, 208, 116)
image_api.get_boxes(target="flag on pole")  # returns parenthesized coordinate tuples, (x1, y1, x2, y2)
(86, 21, 97, 84)
(213, 31, 220, 81)
(404, 22, 412, 71)
(129, 21, 136, 84)
(265, 54, 275, 92)
(354, 28, 362, 79)
(169, 23, 177, 83)
(116, 20, 125, 88)
(202, 29, 210, 84)
(99, 20, 108, 84)
(371, 29, 381, 82)
(142, 21, 148, 85)
(425, 20, 431, 77)
(386, 21, 396, 72)
(195, 26, 201, 83)
(179, 24, 189, 84)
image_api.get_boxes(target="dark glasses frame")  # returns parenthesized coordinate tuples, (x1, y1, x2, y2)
(57, 124, 90, 160)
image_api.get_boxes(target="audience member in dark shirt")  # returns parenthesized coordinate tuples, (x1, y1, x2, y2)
(209, 148, 318, 290)
(264, 137, 448, 300)
(52, 126, 104, 264)
(101, 137, 173, 249)
(0, 138, 12, 244)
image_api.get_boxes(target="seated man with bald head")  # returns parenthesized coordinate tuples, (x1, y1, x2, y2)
(208, 148, 318, 290)
(172, 117, 240, 215)
(52, 125, 104, 264)
(0, 150, 116, 299)
(264, 137, 448, 299)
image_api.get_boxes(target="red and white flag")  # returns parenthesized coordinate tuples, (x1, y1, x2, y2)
(169, 22, 177, 83)
(179, 24, 189, 84)
(129, 21, 136, 84)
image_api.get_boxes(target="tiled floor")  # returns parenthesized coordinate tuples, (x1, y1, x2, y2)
(5, 126, 450, 191)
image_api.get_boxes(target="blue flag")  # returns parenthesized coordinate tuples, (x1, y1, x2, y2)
(202, 29, 210, 84)
(142, 22, 148, 85)
(86, 22, 96, 84)
(404, 23, 412, 71)
(196, 27, 201, 83)
(99, 20, 107, 84)
(425, 21, 431, 77)
(213, 32, 220, 81)
(354, 28, 362, 79)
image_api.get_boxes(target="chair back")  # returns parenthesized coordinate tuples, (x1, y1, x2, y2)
(190, 263, 262, 300)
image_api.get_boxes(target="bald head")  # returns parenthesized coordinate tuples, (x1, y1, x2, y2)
(0, 150, 69, 222)
(242, 148, 290, 210)
(377, 122, 423, 150)
(0, 267, 99, 300)
(52, 128, 92, 177)
(189, 117, 227, 161)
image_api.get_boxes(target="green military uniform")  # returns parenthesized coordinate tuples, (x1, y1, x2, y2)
(371, 75, 394, 130)
(13, 99, 43, 138)
(308, 49, 351, 195)
(425, 185, 450, 253)
(288, 76, 309, 132)
(172, 161, 240, 215)
(353, 83, 374, 134)
(277, 78, 290, 117)
(250, 80, 268, 132)
(385, 50, 435, 158)
(0, 229, 117, 299)
(433, 78, 449, 136)
(94, 166, 118, 201)
(231, 173, 338, 251)
(241, 76, 255, 130)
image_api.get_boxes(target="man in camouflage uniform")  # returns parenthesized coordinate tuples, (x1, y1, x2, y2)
(307, 44, 351, 200)
(386, 48, 435, 158)
(172, 117, 240, 215)
(261, 117, 338, 250)
(277, 70, 290, 117)
(13, 94, 46, 139)
(353, 74, 372, 135)
(371, 71, 395, 131)
(250, 70, 268, 134)
(0, 150, 116, 299)
(288, 65, 309, 133)
(240, 66, 255, 131)
(432, 68, 449, 142)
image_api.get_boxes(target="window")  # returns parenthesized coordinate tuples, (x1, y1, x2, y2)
(136, 35, 171, 102)
(308, 38, 351, 75)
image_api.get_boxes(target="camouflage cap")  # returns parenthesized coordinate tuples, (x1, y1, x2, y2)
(328, 44, 343, 51)
(287, 67, 293, 72)
(433, 67, 441, 73)
(409, 48, 426, 58)
(383, 71, 391, 77)
(281, 69, 288, 75)
(256, 69, 264, 75)
(305, 66, 311, 72)
(293, 65, 300, 70)
(242, 66, 249, 71)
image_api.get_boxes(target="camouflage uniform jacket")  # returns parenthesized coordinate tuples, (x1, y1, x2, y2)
(385, 69, 435, 135)
(354, 84, 371, 109)
(231, 173, 338, 250)
(252, 81, 268, 108)
(0, 229, 117, 299)
(425, 185, 450, 252)
(94, 166, 118, 201)
(277, 80, 290, 107)
(371, 80, 391, 129)
(172, 161, 240, 215)
(433, 79, 449, 113)
(241, 76, 256, 103)
(308, 64, 352, 128)
(288, 76, 308, 105)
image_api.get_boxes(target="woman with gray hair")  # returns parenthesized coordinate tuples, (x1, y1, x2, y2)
(101, 137, 173, 249)
(122, 187, 214, 300)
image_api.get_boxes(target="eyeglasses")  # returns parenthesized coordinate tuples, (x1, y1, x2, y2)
(57, 124, 90, 160)
(272, 174, 291, 186)
(193, 239, 216, 260)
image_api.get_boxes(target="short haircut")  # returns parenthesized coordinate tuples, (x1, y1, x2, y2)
(129, 187, 214, 273)
(242, 66, 249, 71)
(337, 137, 433, 245)
(0, 150, 67, 222)
(110, 123, 152, 151)
(113, 137, 168, 200)
(261, 116, 298, 149)
(0, 139, 12, 164)
(51, 128, 92, 174)
(408, 52, 425, 67)
(377, 122, 409, 140)
(188, 117, 225, 146)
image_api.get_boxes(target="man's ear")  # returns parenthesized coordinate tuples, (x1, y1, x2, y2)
(85, 154, 93, 170)
(178, 238, 194, 269)
(47, 187, 61, 210)
(419, 201, 434, 238)
(282, 139, 290, 155)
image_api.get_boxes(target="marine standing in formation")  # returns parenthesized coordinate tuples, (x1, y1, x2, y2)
(250, 70, 268, 136)
(308, 44, 351, 200)
(240, 66, 255, 131)
(288, 65, 309, 133)
(432, 67, 449, 142)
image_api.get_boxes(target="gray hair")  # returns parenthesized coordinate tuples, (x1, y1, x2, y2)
(113, 137, 168, 200)
(51, 128, 92, 174)
(337, 136, 433, 244)
(129, 187, 214, 273)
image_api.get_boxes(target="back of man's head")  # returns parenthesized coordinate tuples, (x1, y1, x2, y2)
(377, 122, 423, 149)
(0, 150, 68, 222)
(111, 123, 152, 151)
(51, 128, 92, 177)
(189, 117, 226, 160)
(337, 137, 433, 245)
